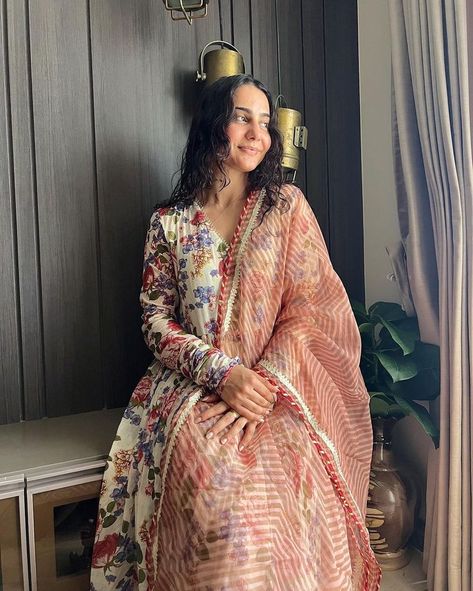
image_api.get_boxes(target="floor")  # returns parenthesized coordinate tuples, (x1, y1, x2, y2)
(380, 549, 428, 591)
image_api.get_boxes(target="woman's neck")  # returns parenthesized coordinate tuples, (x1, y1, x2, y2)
(203, 169, 249, 207)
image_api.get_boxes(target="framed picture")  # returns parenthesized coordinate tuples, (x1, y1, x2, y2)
(28, 463, 104, 591)
(0, 475, 29, 591)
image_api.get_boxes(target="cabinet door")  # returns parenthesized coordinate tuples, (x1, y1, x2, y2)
(30, 477, 102, 591)
(0, 496, 27, 591)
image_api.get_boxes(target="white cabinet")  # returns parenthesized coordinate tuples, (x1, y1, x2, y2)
(0, 476, 29, 591)
(0, 409, 123, 591)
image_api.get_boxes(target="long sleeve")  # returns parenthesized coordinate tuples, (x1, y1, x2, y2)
(140, 211, 241, 390)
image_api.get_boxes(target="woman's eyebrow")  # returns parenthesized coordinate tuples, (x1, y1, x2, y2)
(235, 106, 270, 118)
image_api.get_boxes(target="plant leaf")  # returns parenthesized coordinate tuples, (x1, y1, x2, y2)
(368, 301, 406, 322)
(351, 299, 369, 324)
(374, 351, 418, 382)
(359, 323, 374, 334)
(377, 317, 418, 355)
(369, 395, 405, 419)
(392, 394, 439, 448)
(369, 391, 395, 404)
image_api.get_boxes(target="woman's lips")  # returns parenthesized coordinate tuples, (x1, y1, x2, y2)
(239, 146, 259, 154)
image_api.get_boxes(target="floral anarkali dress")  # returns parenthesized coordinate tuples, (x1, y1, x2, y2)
(90, 186, 379, 591)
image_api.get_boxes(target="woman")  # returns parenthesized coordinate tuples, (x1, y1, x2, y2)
(90, 74, 381, 590)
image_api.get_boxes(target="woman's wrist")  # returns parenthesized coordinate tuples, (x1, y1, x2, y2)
(215, 362, 241, 397)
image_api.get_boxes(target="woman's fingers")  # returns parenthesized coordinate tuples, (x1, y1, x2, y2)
(252, 373, 278, 404)
(204, 410, 241, 440)
(228, 404, 266, 423)
(195, 400, 228, 423)
(239, 421, 258, 451)
(219, 416, 248, 445)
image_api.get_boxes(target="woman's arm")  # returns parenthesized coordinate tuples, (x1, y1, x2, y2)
(140, 211, 241, 391)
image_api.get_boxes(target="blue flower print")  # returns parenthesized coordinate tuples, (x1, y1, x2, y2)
(193, 286, 215, 308)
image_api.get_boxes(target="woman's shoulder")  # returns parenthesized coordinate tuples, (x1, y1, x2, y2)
(148, 200, 195, 229)
(155, 200, 189, 220)
(277, 183, 311, 214)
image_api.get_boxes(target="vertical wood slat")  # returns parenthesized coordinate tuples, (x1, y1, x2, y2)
(218, 0, 232, 42)
(276, 0, 306, 196)
(0, 0, 22, 424)
(232, 0, 251, 77)
(29, 0, 102, 416)
(324, 0, 364, 301)
(302, 0, 329, 240)
(250, 0, 279, 96)
(7, 0, 45, 419)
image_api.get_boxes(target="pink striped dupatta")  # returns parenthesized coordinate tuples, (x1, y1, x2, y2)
(215, 184, 381, 589)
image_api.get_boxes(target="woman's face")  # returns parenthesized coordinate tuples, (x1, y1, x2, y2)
(223, 84, 272, 176)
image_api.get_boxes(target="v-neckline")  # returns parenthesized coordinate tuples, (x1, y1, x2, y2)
(196, 192, 255, 249)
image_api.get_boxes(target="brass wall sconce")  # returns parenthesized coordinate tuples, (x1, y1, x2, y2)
(276, 95, 308, 183)
(163, 0, 209, 25)
(196, 41, 245, 85)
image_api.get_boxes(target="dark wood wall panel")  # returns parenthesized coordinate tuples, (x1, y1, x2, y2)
(324, 0, 364, 301)
(250, 0, 279, 96)
(218, 0, 232, 42)
(7, 0, 45, 419)
(231, 1, 252, 76)
(1, 0, 364, 423)
(276, 0, 307, 196)
(29, 0, 102, 417)
(90, 0, 222, 408)
(0, 0, 22, 424)
(302, 0, 329, 238)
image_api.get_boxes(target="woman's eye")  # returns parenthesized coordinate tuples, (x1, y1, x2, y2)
(260, 122, 269, 128)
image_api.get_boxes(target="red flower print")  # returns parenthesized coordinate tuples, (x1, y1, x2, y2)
(130, 376, 152, 405)
(91, 532, 120, 568)
(190, 211, 206, 226)
(142, 266, 155, 291)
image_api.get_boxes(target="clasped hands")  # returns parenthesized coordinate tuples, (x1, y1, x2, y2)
(194, 365, 278, 451)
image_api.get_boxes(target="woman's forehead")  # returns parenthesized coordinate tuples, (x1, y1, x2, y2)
(232, 84, 270, 112)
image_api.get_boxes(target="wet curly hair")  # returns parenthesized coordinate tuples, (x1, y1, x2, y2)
(161, 74, 284, 216)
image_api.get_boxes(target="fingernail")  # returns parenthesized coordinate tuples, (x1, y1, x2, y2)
(206, 431, 214, 439)
(258, 416, 265, 423)
(220, 438, 227, 445)
(201, 396, 210, 402)
(273, 394, 277, 402)
(239, 445, 245, 452)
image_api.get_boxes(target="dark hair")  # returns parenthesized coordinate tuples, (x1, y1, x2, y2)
(161, 74, 284, 216)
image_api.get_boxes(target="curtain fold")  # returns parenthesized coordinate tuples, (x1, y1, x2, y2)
(389, 1, 473, 589)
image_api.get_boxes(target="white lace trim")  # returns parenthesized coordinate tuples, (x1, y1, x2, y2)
(222, 188, 265, 334)
(153, 390, 202, 570)
(260, 359, 364, 522)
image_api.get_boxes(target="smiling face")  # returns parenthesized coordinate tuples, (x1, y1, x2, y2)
(223, 84, 272, 176)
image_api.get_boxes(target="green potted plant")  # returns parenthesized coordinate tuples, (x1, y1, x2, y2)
(352, 300, 440, 446)
(351, 300, 440, 570)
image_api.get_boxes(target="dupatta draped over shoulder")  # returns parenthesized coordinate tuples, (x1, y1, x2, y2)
(90, 184, 381, 591)
(217, 185, 380, 588)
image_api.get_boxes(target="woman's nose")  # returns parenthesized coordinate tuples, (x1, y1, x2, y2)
(246, 121, 261, 139)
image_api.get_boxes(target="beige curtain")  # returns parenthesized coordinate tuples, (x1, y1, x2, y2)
(389, 1, 473, 590)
